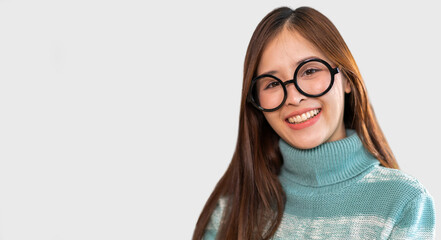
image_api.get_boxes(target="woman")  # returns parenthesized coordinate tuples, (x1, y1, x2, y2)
(193, 6, 435, 240)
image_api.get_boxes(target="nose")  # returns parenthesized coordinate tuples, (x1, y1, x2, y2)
(284, 82, 306, 106)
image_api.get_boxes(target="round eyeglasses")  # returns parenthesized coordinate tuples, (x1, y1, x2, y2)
(247, 58, 340, 112)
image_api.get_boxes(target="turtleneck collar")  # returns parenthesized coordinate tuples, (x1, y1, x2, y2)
(278, 129, 379, 188)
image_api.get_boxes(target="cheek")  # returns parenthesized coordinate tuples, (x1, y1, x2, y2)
(329, 76, 346, 101)
(322, 80, 346, 119)
(263, 112, 279, 125)
(262, 111, 285, 133)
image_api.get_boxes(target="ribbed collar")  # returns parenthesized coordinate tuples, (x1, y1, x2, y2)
(279, 129, 379, 188)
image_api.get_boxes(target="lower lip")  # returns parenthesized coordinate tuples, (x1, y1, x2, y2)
(285, 110, 321, 130)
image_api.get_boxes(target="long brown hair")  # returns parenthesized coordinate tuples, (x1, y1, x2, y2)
(193, 6, 399, 240)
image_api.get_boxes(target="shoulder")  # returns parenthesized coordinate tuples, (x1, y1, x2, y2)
(358, 165, 435, 219)
(357, 165, 435, 232)
(361, 165, 430, 198)
(368, 167, 438, 238)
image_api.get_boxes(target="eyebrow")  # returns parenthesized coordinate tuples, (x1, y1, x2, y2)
(258, 56, 321, 76)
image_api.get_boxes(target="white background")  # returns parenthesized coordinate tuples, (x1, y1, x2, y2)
(0, 0, 440, 239)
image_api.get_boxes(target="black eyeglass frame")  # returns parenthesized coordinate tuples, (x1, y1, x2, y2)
(247, 58, 340, 112)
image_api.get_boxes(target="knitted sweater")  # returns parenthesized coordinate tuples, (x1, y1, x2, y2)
(203, 129, 436, 239)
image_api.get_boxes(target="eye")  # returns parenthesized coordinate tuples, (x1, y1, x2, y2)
(264, 81, 280, 90)
(304, 68, 320, 76)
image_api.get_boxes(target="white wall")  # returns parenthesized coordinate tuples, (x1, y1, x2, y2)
(0, 0, 439, 239)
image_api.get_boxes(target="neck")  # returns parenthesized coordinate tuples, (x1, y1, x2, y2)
(279, 129, 379, 188)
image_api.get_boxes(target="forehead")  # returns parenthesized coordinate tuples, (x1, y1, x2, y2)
(257, 29, 328, 75)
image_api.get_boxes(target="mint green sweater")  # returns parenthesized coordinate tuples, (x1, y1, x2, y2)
(204, 129, 436, 239)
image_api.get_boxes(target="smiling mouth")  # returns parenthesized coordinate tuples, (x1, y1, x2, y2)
(286, 108, 321, 124)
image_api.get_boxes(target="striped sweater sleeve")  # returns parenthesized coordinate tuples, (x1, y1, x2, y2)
(388, 193, 436, 239)
(202, 198, 225, 240)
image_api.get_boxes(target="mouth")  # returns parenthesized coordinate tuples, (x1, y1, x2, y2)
(286, 108, 322, 124)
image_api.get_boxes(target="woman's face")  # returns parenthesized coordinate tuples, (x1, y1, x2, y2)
(257, 28, 351, 149)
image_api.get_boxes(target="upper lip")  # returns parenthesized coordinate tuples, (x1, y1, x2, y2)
(285, 107, 321, 120)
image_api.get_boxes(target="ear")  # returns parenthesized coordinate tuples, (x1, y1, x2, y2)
(343, 77, 352, 94)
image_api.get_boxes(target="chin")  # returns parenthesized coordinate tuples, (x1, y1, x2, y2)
(291, 142, 321, 150)
(283, 135, 324, 150)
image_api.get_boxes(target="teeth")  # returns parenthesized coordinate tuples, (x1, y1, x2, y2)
(287, 109, 320, 124)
